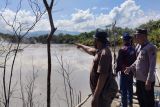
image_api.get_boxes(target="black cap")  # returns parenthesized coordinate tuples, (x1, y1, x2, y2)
(134, 28, 148, 35)
(122, 32, 132, 41)
(93, 29, 108, 43)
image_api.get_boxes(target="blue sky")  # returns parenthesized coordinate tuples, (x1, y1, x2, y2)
(0, 0, 160, 32)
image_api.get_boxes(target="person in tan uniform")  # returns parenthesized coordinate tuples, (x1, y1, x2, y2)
(75, 29, 118, 107)
(124, 29, 157, 107)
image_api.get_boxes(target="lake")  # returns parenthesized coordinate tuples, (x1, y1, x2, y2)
(0, 44, 159, 107)
(0, 44, 94, 107)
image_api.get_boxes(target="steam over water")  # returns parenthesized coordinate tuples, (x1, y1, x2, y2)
(0, 44, 159, 107)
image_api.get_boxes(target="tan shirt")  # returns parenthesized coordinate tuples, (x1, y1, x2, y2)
(131, 42, 157, 82)
(90, 47, 112, 93)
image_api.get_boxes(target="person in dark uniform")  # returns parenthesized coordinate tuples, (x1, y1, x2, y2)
(75, 29, 118, 107)
(125, 29, 157, 107)
(116, 33, 136, 107)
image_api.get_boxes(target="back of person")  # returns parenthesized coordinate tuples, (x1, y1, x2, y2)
(116, 44, 136, 75)
(90, 46, 118, 107)
(76, 29, 118, 107)
(90, 47, 112, 93)
(124, 45, 136, 67)
(116, 33, 136, 107)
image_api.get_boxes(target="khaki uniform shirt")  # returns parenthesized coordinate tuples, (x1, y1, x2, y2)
(90, 47, 112, 93)
(131, 42, 157, 82)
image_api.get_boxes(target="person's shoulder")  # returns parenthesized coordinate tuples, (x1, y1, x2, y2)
(101, 47, 111, 55)
(129, 46, 136, 52)
(143, 43, 157, 56)
(121, 46, 128, 50)
(146, 43, 157, 51)
(127, 45, 134, 49)
(117, 46, 126, 54)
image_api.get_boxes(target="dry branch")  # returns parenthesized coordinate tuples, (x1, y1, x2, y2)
(0, 0, 45, 106)
(75, 94, 92, 107)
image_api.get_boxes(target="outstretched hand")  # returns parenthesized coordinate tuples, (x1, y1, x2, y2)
(113, 72, 118, 77)
(145, 80, 151, 91)
(124, 67, 131, 75)
(74, 43, 81, 49)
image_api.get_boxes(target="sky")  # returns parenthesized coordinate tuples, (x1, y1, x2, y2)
(0, 0, 160, 33)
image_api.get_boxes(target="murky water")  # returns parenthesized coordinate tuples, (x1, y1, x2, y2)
(0, 44, 159, 107)
(0, 44, 94, 107)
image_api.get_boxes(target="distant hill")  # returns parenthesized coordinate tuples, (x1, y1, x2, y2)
(0, 19, 160, 48)
(28, 30, 80, 37)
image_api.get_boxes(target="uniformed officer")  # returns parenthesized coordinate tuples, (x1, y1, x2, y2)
(75, 29, 118, 107)
(124, 29, 157, 107)
(116, 33, 136, 107)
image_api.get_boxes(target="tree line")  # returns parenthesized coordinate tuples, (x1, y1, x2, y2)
(0, 19, 160, 48)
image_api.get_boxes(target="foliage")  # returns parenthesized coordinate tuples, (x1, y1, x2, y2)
(139, 20, 160, 49)
(1, 19, 160, 49)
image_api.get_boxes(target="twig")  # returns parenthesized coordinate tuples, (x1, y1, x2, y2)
(75, 94, 92, 107)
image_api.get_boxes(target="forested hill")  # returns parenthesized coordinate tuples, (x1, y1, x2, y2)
(0, 20, 160, 48)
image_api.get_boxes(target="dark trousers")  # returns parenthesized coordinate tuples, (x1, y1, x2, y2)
(136, 80, 155, 107)
(120, 74, 133, 107)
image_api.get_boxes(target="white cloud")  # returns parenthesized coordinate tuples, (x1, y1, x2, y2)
(55, 9, 96, 32)
(92, 6, 97, 10)
(55, 0, 160, 32)
(0, 0, 160, 33)
(100, 7, 109, 11)
(71, 9, 94, 23)
(0, 9, 50, 33)
(108, 0, 160, 28)
(34, 18, 50, 31)
(108, 0, 143, 27)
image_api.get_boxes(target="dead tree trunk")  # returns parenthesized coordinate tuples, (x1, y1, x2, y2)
(43, 0, 56, 107)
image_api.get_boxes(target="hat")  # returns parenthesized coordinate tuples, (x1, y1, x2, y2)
(93, 29, 108, 43)
(122, 32, 132, 41)
(134, 28, 148, 35)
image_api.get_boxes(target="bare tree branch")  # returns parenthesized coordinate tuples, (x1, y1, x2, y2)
(0, 0, 45, 106)
(75, 94, 92, 107)
(50, 0, 54, 10)
(55, 54, 79, 107)
(43, 0, 57, 107)
(4, 0, 9, 10)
